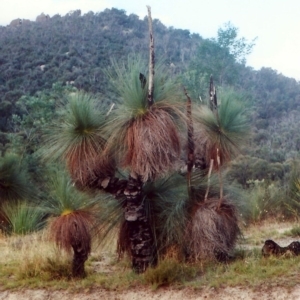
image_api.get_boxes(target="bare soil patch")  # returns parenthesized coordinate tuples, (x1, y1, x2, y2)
(1, 286, 300, 300)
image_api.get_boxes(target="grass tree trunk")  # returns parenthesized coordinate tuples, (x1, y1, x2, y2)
(72, 244, 89, 278)
(184, 88, 194, 196)
(121, 5, 157, 274)
(70, 219, 91, 278)
(124, 174, 156, 273)
(93, 173, 156, 273)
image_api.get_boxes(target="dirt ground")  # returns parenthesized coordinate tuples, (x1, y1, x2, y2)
(1, 286, 300, 300)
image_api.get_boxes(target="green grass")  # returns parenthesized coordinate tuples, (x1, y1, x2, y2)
(1, 221, 300, 292)
(144, 259, 198, 289)
(284, 226, 300, 237)
(188, 251, 300, 289)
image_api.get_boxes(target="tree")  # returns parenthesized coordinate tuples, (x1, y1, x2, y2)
(45, 171, 99, 278)
(190, 23, 256, 86)
(43, 8, 249, 273)
(191, 39, 237, 86)
(216, 22, 256, 65)
(184, 77, 249, 261)
(0, 153, 35, 232)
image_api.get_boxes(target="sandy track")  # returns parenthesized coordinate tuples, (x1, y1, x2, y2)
(1, 286, 300, 300)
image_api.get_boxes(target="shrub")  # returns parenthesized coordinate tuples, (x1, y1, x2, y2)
(241, 180, 285, 223)
(1, 201, 45, 235)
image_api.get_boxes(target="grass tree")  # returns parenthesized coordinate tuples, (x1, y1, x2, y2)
(1, 201, 45, 235)
(0, 153, 35, 230)
(0, 153, 32, 203)
(44, 92, 114, 190)
(187, 78, 249, 261)
(103, 55, 186, 271)
(44, 8, 185, 273)
(45, 171, 99, 278)
(43, 7, 249, 273)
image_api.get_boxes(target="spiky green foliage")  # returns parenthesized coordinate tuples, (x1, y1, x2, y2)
(44, 170, 98, 253)
(44, 169, 124, 241)
(113, 169, 239, 262)
(107, 56, 148, 114)
(241, 181, 283, 222)
(44, 170, 100, 217)
(1, 201, 45, 235)
(43, 92, 112, 187)
(0, 154, 33, 202)
(105, 57, 185, 181)
(194, 89, 249, 167)
(94, 189, 124, 249)
(144, 174, 188, 255)
(107, 57, 182, 115)
(116, 174, 190, 260)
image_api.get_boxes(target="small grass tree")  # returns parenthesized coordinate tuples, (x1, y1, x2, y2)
(0, 153, 37, 233)
(44, 171, 99, 278)
(186, 77, 249, 261)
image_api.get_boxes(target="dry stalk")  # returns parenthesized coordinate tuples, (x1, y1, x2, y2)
(184, 87, 194, 197)
(146, 5, 154, 107)
(217, 148, 224, 209)
(204, 159, 214, 202)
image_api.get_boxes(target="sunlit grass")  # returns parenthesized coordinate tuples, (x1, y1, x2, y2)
(1, 220, 300, 291)
(188, 251, 300, 290)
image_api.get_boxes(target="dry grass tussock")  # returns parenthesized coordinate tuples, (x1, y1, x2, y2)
(186, 198, 240, 261)
(0, 229, 117, 283)
(0, 231, 72, 280)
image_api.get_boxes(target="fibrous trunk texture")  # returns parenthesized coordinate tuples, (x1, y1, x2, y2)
(186, 198, 240, 262)
(124, 175, 156, 273)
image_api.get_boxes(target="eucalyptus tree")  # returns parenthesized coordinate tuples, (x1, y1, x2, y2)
(190, 23, 256, 86)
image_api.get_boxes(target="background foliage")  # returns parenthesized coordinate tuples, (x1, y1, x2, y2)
(0, 8, 300, 224)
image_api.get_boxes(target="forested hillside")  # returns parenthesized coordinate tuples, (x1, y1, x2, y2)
(0, 8, 300, 188)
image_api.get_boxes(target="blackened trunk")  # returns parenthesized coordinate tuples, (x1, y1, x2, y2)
(72, 245, 89, 278)
(124, 175, 156, 273)
(184, 88, 194, 196)
(70, 220, 91, 278)
(93, 174, 157, 272)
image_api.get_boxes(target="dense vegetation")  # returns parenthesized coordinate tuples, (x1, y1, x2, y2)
(1, 7, 300, 276)
(1, 9, 300, 185)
